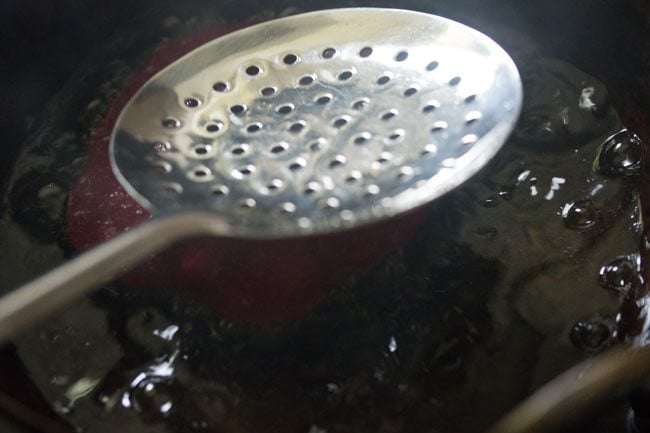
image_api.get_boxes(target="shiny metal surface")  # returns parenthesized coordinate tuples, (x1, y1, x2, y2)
(112, 8, 523, 237)
(0, 8, 522, 346)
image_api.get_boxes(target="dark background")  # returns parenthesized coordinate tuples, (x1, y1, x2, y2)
(0, 0, 173, 184)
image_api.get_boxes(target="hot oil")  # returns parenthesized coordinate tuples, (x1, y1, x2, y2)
(0, 1, 645, 433)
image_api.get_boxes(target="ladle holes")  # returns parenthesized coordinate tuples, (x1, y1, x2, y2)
(338, 70, 354, 81)
(332, 117, 349, 128)
(377, 152, 393, 164)
(163, 183, 183, 194)
(426, 61, 439, 71)
(230, 104, 247, 116)
(353, 132, 371, 145)
(280, 202, 296, 214)
(395, 51, 409, 62)
(465, 111, 482, 124)
(421, 143, 438, 156)
(346, 171, 362, 183)
(282, 53, 299, 65)
(162, 117, 181, 129)
(193, 168, 210, 178)
(398, 166, 415, 180)
(271, 142, 289, 154)
(431, 121, 448, 132)
(211, 185, 229, 197)
(261, 87, 277, 96)
(403, 87, 418, 97)
(322, 47, 336, 59)
(231, 144, 248, 156)
(289, 121, 306, 133)
(352, 98, 369, 110)
(298, 75, 315, 86)
(388, 130, 404, 141)
(315, 94, 333, 105)
(245, 65, 262, 76)
(233, 165, 256, 178)
(266, 179, 284, 192)
(377, 75, 391, 85)
(238, 198, 256, 209)
(323, 197, 340, 209)
(465, 94, 477, 103)
(277, 104, 294, 115)
(359, 47, 373, 58)
(329, 155, 346, 169)
(193, 144, 212, 156)
(205, 122, 223, 133)
(184, 98, 201, 108)
(449, 76, 462, 86)
(365, 184, 381, 197)
(309, 138, 326, 152)
(423, 101, 440, 113)
(111, 9, 524, 238)
(289, 158, 307, 171)
(153, 161, 172, 175)
(304, 181, 322, 195)
(462, 134, 478, 145)
(212, 81, 229, 92)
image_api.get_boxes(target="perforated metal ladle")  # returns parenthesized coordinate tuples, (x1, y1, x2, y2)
(0, 8, 522, 342)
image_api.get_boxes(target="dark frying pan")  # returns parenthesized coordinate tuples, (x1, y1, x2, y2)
(1, 1, 649, 433)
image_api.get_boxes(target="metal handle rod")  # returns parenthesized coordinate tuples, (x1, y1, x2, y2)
(488, 344, 650, 433)
(0, 213, 229, 344)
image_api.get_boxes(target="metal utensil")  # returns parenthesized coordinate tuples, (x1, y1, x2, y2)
(0, 8, 522, 342)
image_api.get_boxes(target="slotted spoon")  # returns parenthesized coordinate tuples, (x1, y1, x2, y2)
(0, 8, 522, 341)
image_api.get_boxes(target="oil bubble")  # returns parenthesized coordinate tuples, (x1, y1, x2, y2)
(562, 199, 598, 230)
(131, 380, 175, 419)
(570, 315, 613, 352)
(598, 255, 641, 294)
(597, 130, 641, 177)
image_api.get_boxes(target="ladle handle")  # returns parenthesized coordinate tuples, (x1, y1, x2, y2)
(0, 213, 227, 344)
(489, 344, 650, 433)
